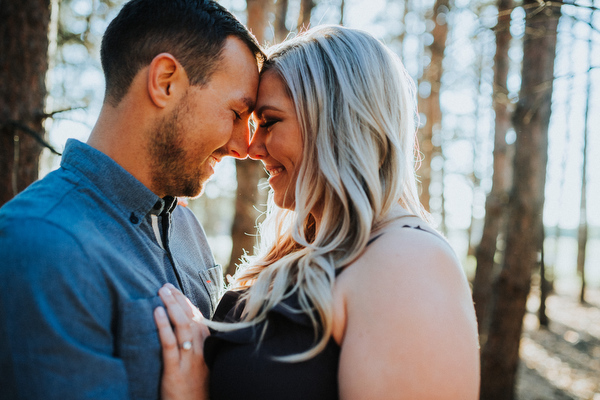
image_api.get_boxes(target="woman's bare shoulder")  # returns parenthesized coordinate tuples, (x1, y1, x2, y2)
(333, 217, 480, 399)
(339, 216, 463, 288)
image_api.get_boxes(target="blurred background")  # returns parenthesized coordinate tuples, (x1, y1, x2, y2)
(1, 0, 599, 399)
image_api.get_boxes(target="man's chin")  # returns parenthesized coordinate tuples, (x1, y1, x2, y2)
(184, 180, 208, 199)
(158, 173, 210, 199)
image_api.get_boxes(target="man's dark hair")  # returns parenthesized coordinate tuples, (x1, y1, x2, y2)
(100, 0, 264, 105)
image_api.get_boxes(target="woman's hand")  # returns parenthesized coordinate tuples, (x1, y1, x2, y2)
(154, 283, 210, 400)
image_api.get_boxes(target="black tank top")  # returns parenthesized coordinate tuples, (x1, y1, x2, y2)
(204, 290, 340, 400)
(204, 223, 437, 399)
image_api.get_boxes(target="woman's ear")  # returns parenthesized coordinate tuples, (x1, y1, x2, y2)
(147, 53, 188, 108)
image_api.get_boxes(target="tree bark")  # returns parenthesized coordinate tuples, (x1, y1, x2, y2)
(479, 3, 560, 399)
(417, 0, 449, 213)
(0, 0, 52, 207)
(296, 0, 314, 32)
(472, 0, 513, 343)
(227, 0, 272, 277)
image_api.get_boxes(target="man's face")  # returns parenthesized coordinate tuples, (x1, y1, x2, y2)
(150, 36, 259, 198)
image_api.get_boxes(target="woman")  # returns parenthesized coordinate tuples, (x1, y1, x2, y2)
(154, 25, 480, 399)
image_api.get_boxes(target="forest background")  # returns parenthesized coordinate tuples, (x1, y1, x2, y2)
(1, 0, 599, 399)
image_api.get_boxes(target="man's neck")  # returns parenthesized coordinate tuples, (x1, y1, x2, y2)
(87, 101, 159, 196)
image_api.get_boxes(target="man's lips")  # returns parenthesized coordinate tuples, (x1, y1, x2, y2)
(209, 156, 221, 168)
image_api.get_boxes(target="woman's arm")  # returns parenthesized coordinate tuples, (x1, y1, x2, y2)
(154, 283, 210, 400)
(335, 227, 480, 399)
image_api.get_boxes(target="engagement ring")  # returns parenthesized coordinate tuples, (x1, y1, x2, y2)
(181, 341, 192, 351)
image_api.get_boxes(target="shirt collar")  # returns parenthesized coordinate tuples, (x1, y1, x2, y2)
(60, 139, 175, 221)
(149, 195, 178, 216)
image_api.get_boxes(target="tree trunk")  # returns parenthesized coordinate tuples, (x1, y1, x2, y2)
(440, 160, 447, 235)
(228, 159, 265, 276)
(417, 0, 449, 213)
(548, 19, 576, 311)
(577, 201, 588, 304)
(0, 0, 52, 207)
(467, 49, 485, 258)
(246, 0, 272, 45)
(296, 0, 314, 32)
(538, 222, 549, 327)
(479, 3, 560, 399)
(576, 30, 592, 305)
(472, 0, 513, 343)
(274, 0, 290, 43)
(227, 0, 271, 277)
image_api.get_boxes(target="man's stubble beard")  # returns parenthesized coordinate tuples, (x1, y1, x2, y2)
(149, 100, 209, 198)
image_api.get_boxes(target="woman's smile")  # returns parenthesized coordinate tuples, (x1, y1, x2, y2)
(265, 165, 284, 177)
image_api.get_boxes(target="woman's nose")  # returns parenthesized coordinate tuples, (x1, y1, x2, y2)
(248, 131, 267, 160)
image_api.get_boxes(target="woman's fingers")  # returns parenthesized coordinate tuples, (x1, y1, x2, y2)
(165, 283, 197, 320)
(154, 284, 210, 400)
(154, 306, 180, 371)
(159, 286, 192, 331)
(155, 304, 208, 400)
(158, 286, 194, 354)
(157, 284, 211, 367)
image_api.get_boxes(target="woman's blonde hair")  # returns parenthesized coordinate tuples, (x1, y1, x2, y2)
(214, 25, 426, 361)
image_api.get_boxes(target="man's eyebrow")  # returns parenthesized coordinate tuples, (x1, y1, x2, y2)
(242, 96, 255, 113)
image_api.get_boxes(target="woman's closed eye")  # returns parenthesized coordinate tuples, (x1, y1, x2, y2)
(259, 119, 279, 129)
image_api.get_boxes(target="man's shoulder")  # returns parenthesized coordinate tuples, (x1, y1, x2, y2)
(0, 170, 101, 260)
(0, 215, 92, 281)
(0, 165, 115, 232)
(0, 167, 81, 220)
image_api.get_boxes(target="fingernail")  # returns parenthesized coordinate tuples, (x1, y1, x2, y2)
(160, 287, 172, 297)
(155, 307, 166, 318)
(165, 283, 176, 290)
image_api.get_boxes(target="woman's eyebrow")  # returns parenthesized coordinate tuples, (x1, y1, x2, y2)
(254, 104, 282, 118)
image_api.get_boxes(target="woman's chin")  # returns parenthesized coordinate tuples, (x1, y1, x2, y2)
(273, 193, 295, 210)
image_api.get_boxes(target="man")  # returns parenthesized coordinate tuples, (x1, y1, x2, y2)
(0, 0, 262, 398)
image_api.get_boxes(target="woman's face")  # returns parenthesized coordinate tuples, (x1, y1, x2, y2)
(249, 71, 303, 210)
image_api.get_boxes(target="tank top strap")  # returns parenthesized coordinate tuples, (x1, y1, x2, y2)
(367, 214, 420, 245)
(336, 215, 420, 276)
(366, 234, 383, 246)
(363, 214, 452, 254)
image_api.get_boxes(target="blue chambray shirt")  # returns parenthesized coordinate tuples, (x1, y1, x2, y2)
(0, 139, 223, 399)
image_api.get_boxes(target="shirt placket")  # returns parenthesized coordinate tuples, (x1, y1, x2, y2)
(160, 205, 187, 296)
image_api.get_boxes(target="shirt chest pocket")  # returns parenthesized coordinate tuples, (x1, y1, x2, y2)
(116, 296, 163, 399)
(199, 264, 224, 315)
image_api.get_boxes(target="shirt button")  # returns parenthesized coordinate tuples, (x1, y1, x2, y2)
(129, 213, 139, 224)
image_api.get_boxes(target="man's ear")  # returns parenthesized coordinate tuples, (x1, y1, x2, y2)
(147, 53, 188, 108)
